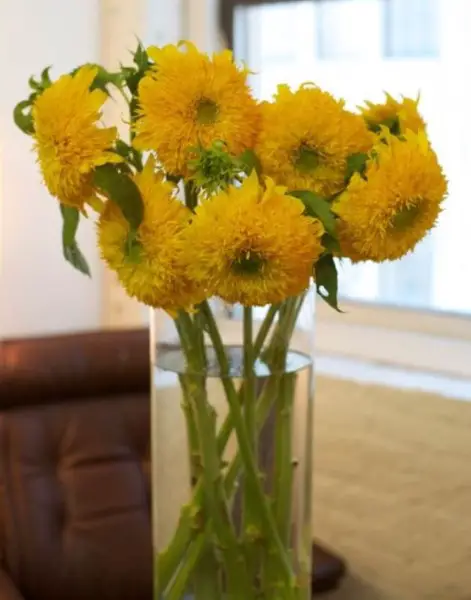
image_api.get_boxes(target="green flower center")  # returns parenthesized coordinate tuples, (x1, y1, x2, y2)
(295, 145, 320, 173)
(232, 251, 265, 276)
(391, 202, 422, 231)
(196, 98, 219, 125)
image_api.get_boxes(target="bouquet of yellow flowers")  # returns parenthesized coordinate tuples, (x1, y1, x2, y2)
(14, 42, 446, 599)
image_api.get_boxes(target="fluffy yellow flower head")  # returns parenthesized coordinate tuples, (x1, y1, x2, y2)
(133, 42, 260, 177)
(361, 92, 425, 135)
(98, 158, 204, 312)
(32, 66, 121, 209)
(256, 84, 373, 197)
(182, 171, 324, 306)
(333, 131, 447, 262)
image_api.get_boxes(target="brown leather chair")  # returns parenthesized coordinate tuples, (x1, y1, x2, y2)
(0, 329, 345, 600)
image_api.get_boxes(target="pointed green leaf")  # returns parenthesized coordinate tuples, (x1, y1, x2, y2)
(40, 66, 52, 88)
(124, 69, 141, 97)
(125, 230, 142, 263)
(322, 232, 341, 254)
(60, 205, 91, 276)
(63, 244, 91, 276)
(114, 140, 143, 171)
(13, 100, 34, 135)
(28, 75, 41, 91)
(133, 42, 150, 71)
(71, 64, 122, 95)
(61, 205, 79, 246)
(289, 190, 337, 237)
(345, 152, 368, 181)
(93, 164, 144, 230)
(92, 66, 123, 94)
(314, 254, 342, 312)
(239, 149, 262, 177)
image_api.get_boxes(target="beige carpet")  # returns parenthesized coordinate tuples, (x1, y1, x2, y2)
(313, 376, 471, 600)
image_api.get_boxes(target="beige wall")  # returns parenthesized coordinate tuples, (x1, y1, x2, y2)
(0, 0, 102, 338)
(0, 1, 222, 337)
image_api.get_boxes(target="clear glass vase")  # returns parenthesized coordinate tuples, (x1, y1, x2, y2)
(150, 289, 316, 600)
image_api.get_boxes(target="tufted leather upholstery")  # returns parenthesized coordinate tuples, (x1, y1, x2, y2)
(0, 329, 152, 600)
(0, 328, 345, 599)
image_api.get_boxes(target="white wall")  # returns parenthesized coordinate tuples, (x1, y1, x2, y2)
(0, 0, 102, 338)
(0, 0, 220, 337)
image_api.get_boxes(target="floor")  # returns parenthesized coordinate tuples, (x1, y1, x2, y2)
(313, 374, 471, 600)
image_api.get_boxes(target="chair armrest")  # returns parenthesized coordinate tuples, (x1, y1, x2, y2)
(0, 570, 24, 600)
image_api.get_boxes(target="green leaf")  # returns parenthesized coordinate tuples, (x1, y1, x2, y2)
(133, 42, 150, 71)
(93, 164, 144, 230)
(63, 244, 91, 276)
(125, 230, 142, 263)
(13, 100, 34, 135)
(60, 205, 91, 276)
(71, 64, 122, 95)
(314, 254, 342, 312)
(28, 67, 52, 93)
(345, 152, 368, 181)
(91, 66, 123, 94)
(40, 66, 52, 88)
(322, 232, 341, 254)
(28, 75, 41, 91)
(289, 190, 337, 237)
(121, 43, 151, 98)
(61, 205, 79, 246)
(114, 140, 143, 171)
(239, 149, 262, 176)
(124, 69, 141, 97)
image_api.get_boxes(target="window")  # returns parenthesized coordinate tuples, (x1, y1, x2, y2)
(314, 0, 440, 61)
(227, 0, 471, 316)
(384, 0, 440, 59)
(315, 0, 382, 60)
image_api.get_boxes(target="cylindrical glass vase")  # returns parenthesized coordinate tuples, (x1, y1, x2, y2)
(150, 290, 315, 599)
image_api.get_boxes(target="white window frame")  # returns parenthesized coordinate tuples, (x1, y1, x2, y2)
(316, 299, 471, 379)
(101, 1, 471, 383)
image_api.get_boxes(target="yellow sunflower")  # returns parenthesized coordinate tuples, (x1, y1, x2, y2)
(333, 131, 447, 262)
(360, 92, 425, 135)
(98, 157, 205, 312)
(255, 84, 374, 197)
(133, 42, 260, 177)
(182, 171, 324, 306)
(32, 65, 121, 209)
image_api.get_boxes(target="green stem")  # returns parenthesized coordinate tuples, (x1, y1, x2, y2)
(242, 306, 260, 586)
(158, 314, 252, 599)
(180, 377, 220, 600)
(179, 314, 252, 598)
(253, 304, 279, 357)
(224, 373, 282, 495)
(193, 311, 207, 369)
(164, 374, 283, 598)
(273, 373, 296, 544)
(243, 306, 256, 450)
(191, 548, 223, 600)
(184, 181, 198, 211)
(180, 375, 201, 488)
(157, 304, 282, 593)
(200, 302, 296, 594)
(165, 533, 208, 600)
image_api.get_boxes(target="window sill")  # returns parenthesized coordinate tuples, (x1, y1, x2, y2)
(315, 353, 471, 401)
(317, 300, 471, 381)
